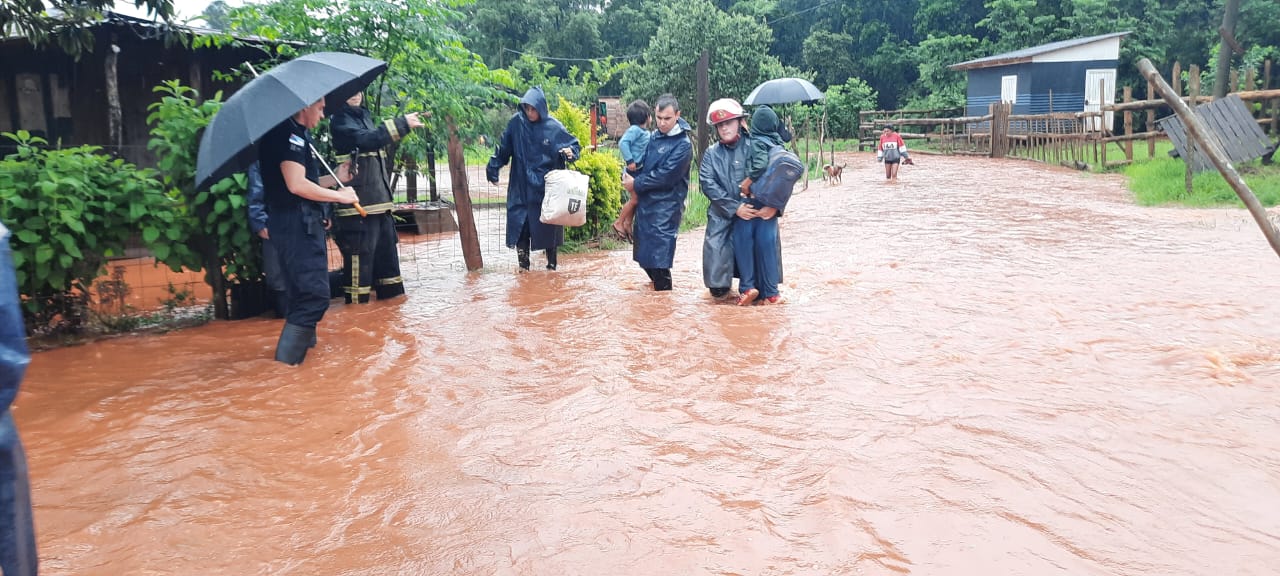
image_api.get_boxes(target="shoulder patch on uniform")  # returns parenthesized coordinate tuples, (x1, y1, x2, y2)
(289, 134, 305, 149)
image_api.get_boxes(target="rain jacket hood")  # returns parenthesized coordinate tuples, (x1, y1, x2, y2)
(748, 106, 785, 148)
(519, 87, 551, 123)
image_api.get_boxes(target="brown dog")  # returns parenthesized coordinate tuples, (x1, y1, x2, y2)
(822, 163, 846, 185)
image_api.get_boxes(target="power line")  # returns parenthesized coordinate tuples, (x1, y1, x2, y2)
(502, 47, 641, 63)
(765, 0, 841, 26)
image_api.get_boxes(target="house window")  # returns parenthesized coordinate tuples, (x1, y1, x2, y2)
(1001, 75, 1017, 103)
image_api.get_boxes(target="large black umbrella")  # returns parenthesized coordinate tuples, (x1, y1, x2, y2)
(195, 52, 388, 191)
(744, 77, 825, 106)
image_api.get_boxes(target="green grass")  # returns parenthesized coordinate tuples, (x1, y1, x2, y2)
(1125, 156, 1280, 207)
(467, 144, 494, 165)
(681, 172, 708, 232)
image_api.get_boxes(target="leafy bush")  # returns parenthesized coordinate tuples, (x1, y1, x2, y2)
(553, 96, 592, 147)
(553, 98, 624, 241)
(568, 148, 623, 242)
(0, 131, 193, 334)
(147, 80, 259, 319)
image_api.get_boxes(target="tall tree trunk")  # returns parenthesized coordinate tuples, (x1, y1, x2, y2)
(1212, 0, 1243, 99)
(447, 119, 482, 270)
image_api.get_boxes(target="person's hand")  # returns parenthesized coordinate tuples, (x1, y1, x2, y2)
(336, 186, 358, 205)
(757, 206, 778, 220)
(257, 229, 270, 240)
(738, 178, 752, 197)
(336, 159, 355, 183)
(735, 203, 758, 220)
(405, 112, 426, 130)
(622, 172, 635, 193)
(626, 161, 638, 172)
(560, 147, 575, 161)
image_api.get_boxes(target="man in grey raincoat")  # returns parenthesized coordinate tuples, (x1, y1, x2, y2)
(623, 94, 692, 291)
(486, 87, 581, 271)
(698, 98, 756, 299)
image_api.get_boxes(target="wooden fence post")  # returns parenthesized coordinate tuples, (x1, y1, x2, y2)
(1147, 79, 1157, 159)
(1266, 59, 1278, 135)
(1123, 86, 1133, 162)
(1139, 57, 1280, 258)
(1187, 65, 1201, 193)
(447, 118, 483, 271)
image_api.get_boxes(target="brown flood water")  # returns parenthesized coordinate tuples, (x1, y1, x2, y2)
(17, 154, 1280, 575)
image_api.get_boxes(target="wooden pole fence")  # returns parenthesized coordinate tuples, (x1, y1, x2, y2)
(1137, 58, 1280, 259)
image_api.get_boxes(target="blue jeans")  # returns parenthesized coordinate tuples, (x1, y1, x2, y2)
(732, 216, 780, 299)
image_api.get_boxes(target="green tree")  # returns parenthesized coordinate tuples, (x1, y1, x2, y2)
(199, 0, 232, 30)
(225, 0, 510, 184)
(622, 0, 784, 121)
(822, 78, 878, 138)
(802, 29, 857, 89)
(907, 33, 983, 110)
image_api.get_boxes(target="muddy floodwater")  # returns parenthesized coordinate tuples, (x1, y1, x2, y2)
(17, 154, 1280, 575)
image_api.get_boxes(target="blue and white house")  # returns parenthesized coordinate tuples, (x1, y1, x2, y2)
(949, 32, 1129, 131)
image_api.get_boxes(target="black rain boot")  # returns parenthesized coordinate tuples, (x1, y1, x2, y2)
(709, 287, 730, 299)
(546, 248, 558, 271)
(517, 247, 531, 271)
(273, 323, 313, 365)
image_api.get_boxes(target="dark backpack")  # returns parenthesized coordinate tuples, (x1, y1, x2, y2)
(750, 145, 804, 212)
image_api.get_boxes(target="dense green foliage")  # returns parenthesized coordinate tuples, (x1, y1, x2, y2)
(146, 80, 258, 319)
(453, 0, 1277, 114)
(0, 131, 193, 333)
(552, 98, 623, 241)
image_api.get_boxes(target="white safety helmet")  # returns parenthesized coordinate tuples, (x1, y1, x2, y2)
(706, 98, 745, 125)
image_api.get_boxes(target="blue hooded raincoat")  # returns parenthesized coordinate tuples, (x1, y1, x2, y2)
(0, 222, 37, 576)
(486, 87, 582, 251)
(632, 118, 693, 269)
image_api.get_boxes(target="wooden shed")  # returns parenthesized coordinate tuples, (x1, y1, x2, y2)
(950, 32, 1129, 131)
(0, 11, 278, 168)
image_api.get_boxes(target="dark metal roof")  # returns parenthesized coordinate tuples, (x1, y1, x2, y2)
(2, 10, 292, 47)
(949, 32, 1130, 71)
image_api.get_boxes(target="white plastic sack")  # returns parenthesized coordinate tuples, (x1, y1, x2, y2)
(541, 169, 590, 227)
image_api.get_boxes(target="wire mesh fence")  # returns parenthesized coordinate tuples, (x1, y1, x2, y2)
(91, 164, 514, 314)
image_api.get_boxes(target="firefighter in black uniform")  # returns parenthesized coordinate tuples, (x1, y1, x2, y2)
(258, 98, 358, 365)
(328, 92, 424, 303)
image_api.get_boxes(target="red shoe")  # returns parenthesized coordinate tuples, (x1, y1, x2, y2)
(762, 295, 782, 305)
(736, 288, 759, 306)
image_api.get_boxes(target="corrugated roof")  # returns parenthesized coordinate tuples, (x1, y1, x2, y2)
(949, 32, 1130, 71)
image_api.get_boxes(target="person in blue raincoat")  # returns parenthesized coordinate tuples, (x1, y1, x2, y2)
(622, 94, 693, 291)
(486, 87, 581, 271)
(0, 222, 37, 576)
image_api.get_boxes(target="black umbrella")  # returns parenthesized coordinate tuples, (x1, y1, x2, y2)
(743, 77, 825, 106)
(194, 52, 388, 191)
